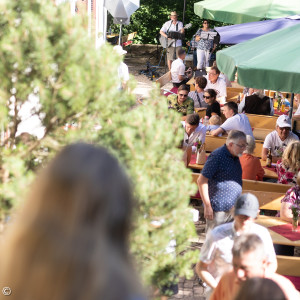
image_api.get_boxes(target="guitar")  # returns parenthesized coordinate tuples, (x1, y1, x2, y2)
(159, 23, 192, 48)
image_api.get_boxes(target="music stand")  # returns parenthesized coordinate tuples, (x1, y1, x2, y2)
(198, 31, 218, 41)
(168, 31, 185, 60)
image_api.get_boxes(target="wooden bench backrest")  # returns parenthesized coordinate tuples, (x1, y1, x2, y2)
(127, 32, 137, 41)
(243, 179, 289, 210)
(292, 119, 300, 131)
(121, 32, 137, 44)
(191, 175, 288, 210)
(252, 128, 273, 141)
(205, 135, 264, 158)
(246, 113, 278, 130)
(277, 255, 300, 276)
(226, 87, 244, 103)
(195, 108, 207, 119)
(155, 71, 171, 88)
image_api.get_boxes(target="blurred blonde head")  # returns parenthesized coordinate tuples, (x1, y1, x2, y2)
(282, 141, 300, 172)
(209, 115, 221, 126)
(0, 143, 140, 300)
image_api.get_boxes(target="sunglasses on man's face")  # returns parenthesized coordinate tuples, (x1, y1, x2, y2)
(203, 95, 211, 99)
(178, 93, 188, 97)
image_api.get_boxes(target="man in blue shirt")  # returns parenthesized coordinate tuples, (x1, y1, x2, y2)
(197, 130, 246, 233)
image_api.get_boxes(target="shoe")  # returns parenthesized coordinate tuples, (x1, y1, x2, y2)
(198, 278, 207, 288)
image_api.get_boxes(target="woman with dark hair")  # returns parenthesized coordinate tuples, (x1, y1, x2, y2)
(188, 76, 208, 109)
(204, 88, 221, 118)
(0, 143, 143, 300)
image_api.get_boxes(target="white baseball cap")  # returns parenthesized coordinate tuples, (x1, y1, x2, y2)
(276, 115, 291, 128)
(113, 45, 127, 56)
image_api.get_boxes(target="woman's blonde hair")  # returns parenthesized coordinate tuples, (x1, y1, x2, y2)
(0, 143, 140, 300)
(282, 141, 300, 172)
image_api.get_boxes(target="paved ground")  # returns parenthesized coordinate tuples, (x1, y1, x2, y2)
(125, 50, 172, 99)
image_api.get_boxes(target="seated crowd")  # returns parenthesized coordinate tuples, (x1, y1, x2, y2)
(167, 57, 300, 298)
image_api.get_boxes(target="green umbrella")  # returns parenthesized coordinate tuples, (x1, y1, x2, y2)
(194, 0, 300, 24)
(216, 23, 300, 94)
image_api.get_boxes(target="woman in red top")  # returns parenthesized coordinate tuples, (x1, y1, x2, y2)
(239, 135, 265, 181)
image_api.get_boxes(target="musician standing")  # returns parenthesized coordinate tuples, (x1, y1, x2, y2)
(193, 20, 217, 70)
(160, 11, 184, 71)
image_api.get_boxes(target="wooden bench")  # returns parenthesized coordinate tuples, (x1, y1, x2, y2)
(191, 174, 288, 210)
(121, 32, 137, 56)
(252, 128, 273, 141)
(205, 135, 264, 158)
(246, 113, 278, 130)
(292, 119, 300, 132)
(242, 179, 289, 210)
(156, 71, 171, 93)
(277, 255, 300, 277)
(226, 87, 244, 103)
(195, 108, 207, 119)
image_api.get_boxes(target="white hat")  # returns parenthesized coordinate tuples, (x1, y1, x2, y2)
(113, 45, 127, 56)
(276, 115, 291, 128)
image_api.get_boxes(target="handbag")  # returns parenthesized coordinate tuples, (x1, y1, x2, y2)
(196, 143, 206, 164)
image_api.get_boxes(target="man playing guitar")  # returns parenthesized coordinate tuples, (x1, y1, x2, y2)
(160, 11, 184, 71)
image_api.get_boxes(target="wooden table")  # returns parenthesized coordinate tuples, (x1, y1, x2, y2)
(256, 215, 300, 247)
(188, 153, 278, 180)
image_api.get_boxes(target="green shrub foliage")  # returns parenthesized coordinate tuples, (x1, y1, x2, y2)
(0, 0, 198, 288)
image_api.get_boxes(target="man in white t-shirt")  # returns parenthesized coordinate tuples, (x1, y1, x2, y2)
(195, 193, 277, 299)
(205, 66, 227, 104)
(211, 102, 253, 137)
(171, 49, 192, 87)
(262, 115, 299, 161)
(160, 11, 184, 70)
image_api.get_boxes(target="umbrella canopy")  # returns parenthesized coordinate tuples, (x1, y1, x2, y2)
(105, 0, 140, 24)
(194, 0, 300, 24)
(216, 23, 300, 94)
(215, 15, 300, 44)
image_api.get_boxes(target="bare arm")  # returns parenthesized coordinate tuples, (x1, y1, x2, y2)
(210, 127, 225, 137)
(195, 261, 218, 289)
(261, 147, 268, 161)
(262, 147, 280, 162)
(211, 43, 217, 53)
(178, 74, 186, 81)
(159, 30, 168, 38)
(293, 114, 300, 121)
(197, 174, 213, 219)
